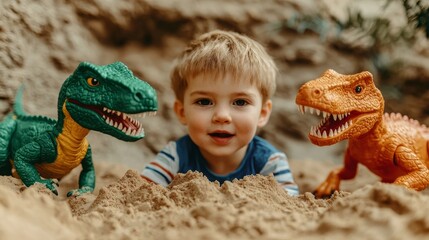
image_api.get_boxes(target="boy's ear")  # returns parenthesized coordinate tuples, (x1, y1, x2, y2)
(174, 99, 187, 125)
(258, 99, 272, 127)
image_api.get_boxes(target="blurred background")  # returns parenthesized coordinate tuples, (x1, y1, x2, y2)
(0, 0, 428, 175)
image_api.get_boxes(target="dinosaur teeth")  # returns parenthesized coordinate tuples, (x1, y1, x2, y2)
(297, 104, 354, 138)
(297, 105, 331, 117)
(101, 106, 156, 137)
(322, 111, 329, 118)
(309, 120, 353, 138)
(298, 105, 350, 121)
(104, 113, 145, 137)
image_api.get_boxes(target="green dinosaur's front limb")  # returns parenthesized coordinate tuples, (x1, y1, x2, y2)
(14, 142, 59, 195)
(67, 146, 95, 197)
(0, 116, 16, 175)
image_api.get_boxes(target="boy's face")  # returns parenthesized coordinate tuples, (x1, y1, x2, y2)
(174, 73, 272, 162)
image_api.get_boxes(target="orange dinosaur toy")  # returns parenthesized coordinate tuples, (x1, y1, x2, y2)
(295, 69, 429, 198)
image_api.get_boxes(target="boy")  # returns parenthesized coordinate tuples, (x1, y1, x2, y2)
(141, 30, 299, 195)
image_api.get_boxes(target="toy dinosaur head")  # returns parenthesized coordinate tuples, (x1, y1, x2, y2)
(58, 61, 158, 142)
(295, 69, 384, 146)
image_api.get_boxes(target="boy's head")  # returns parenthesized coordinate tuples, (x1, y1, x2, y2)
(170, 30, 279, 166)
(171, 30, 278, 103)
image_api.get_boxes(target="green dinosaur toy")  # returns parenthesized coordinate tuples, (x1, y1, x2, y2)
(0, 62, 158, 196)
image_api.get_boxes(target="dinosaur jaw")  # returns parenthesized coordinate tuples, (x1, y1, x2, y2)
(67, 99, 157, 139)
(296, 104, 365, 146)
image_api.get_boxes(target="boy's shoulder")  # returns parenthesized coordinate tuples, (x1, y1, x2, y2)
(248, 136, 285, 173)
(251, 136, 279, 153)
(176, 134, 193, 146)
(174, 135, 280, 154)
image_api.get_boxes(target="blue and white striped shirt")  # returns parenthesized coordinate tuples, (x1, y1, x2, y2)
(141, 135, 299, 196)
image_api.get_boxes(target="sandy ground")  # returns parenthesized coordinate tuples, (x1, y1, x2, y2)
(1, 0, 429, 239)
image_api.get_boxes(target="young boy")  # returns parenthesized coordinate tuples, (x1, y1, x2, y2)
(141, 30, 299, 195)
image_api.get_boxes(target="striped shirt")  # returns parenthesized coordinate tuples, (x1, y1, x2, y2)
(141, 135, 299, 196)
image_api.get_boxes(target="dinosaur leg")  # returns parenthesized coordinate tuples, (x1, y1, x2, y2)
(67, 146, 95, 197)
(393, 146, 429, 191)
(0, 117, 16, 175)
(314, 150, 358, 198)
(14, 142, 59, 195)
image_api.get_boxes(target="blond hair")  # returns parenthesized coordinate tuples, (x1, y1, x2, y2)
(171, 30, 277, 102)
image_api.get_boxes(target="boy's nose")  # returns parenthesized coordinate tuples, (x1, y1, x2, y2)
(212, 107, 231, 123)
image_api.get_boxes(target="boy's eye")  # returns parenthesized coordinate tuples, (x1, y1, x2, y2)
(196, 99, 212, 106)
(233, 99, 248, 106)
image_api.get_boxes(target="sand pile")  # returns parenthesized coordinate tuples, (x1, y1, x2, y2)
(1, 166, 429, 239)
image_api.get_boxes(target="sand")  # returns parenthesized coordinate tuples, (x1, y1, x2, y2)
(1, 163, 429, 240)
(1, 0, 429, 239)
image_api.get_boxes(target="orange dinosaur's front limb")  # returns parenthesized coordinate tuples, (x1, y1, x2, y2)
(393, 146, 429, 191)
(314, 150, 358, 198)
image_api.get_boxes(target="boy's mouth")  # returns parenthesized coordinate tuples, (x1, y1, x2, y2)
(208, 132, 234, 138)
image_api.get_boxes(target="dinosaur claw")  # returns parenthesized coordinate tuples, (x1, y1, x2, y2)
(38, 179, 59, 195)
(67, 189, 81, 197)
(67, 186, 93, 197)
(52, 179, 60, 187)
(312, 188, 336, 199)
(313, 191, 328, 199)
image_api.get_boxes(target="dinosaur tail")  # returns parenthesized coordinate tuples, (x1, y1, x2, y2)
(12, 86, 27, 117)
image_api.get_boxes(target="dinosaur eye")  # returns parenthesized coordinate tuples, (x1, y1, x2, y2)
(355, 85, 363, 94)
(87, 77, 99, 87)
